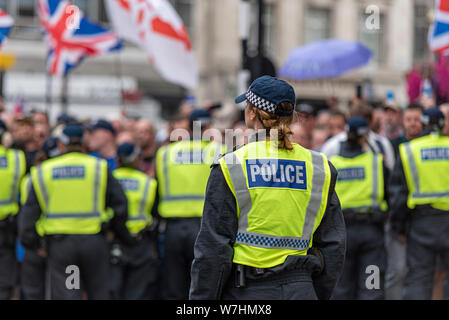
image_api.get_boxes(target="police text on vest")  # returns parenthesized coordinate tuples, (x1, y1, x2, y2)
(246, 159, 307, 190)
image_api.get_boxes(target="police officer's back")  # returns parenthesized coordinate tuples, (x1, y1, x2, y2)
(0, 119, 26, 299)
(110, 142, 158, 300)
(390, 107, 449, 299)
(190, 76, 346, 300)
(19, 137, 60, 300)
(155, 109, 223, 300)
(19, 124, 134, 300)
(330, 117, 389, 300)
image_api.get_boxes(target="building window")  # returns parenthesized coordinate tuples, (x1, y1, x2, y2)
(304, 7, 331, 45)
(72, 0, 91, 19)
(0, 0, 9, 12)
(170, 0, 193, 39)
(99, 0, 110, 24)
(358, 10, 386, 65)
(18, 0, 36, 17)
(414, 4, 430, 62)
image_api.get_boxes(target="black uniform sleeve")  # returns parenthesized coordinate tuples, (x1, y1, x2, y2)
(389, 156, 411, 236)
(311, 161, 346, 300)
(18, 184, 42, 250)
(105, 169, 136, 245)
(189, 165, 238, 300)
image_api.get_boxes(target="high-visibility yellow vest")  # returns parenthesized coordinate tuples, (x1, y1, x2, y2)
(399, 133, 449, 210)
(0, 145, 26, 220)
(31, 152, 109, 235)
(20, 173, 44, 236)
(330, 152, 387, 212)
(219, 140, 331, 269)
(113, 167, 157, 234)
(156, 140, 224, 218)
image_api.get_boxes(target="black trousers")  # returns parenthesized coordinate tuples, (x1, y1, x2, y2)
(404, 212, 449, 300)
(0, 243, 17, 300)
(109, 234, 159, 300)
(332, 221, 386, 300)
(222, 269, 318, 300)
(47, 234, 110, 300)
(162, 218, 201, 300)
(21, 250, 47, 300)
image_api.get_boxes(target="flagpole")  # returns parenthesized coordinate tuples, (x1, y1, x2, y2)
(61, 73, 68, 115)
(45, 70, 52, 118)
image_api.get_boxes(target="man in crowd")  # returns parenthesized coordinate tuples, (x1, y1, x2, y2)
(88, 119, 118, 170)
(382, 103, 403, 140)
(134, 119, 157, 177)
(390, 104, 423, 159)
(321, 103, 395, 172)
(329, 110, 347, 138)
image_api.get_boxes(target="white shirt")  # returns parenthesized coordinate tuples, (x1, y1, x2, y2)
(320, 131, 395, 171)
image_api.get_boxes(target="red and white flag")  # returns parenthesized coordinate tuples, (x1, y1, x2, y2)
(106, 0, 198, 90)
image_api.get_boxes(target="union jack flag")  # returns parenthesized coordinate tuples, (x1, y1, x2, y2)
(38, 0, 122, 76)
(429, 0, 449, 55)
(0, 9, 13, 48)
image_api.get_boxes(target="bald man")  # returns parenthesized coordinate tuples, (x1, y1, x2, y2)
(134, 119, 157, 177)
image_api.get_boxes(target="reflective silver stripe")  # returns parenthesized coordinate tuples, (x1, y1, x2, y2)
(45, 212, 100, 219)
(413, 192, 449, 198)
(92, 159, 101, 215)
(405, 143, 449, 199)
(10, 150, 20, 203)
(372, 154, 378, 208)
(37, 166, 49, 209)
(226, 151, 326, 250)
(405, 143, 421, 194)
(224, 153, 252, 232)
(301, 151, 326, 241)
(163, 147, 170, 196)
(133, 178, 151, 221)
(162, 195, 205, 202)
(0, 150, 21, 206)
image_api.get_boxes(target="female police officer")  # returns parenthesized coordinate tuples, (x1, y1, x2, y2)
(189, 76, 346, 300)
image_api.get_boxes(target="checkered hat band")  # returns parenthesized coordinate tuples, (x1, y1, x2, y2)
(246, 90, 277, 114)
(236, 231, 310, 250)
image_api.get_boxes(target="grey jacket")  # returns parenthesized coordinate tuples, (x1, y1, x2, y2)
(189, 152, 346, 300)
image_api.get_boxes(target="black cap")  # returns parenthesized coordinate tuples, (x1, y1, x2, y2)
(235, 75, 296, 116)
(89, 119, 116, 135)
(117, 142, 141, 164)
(60, 124, 84, 145)
(422, 107, 445, 129)
(57, 113, 75, 124)
(346, 116, 369, 137)
(0, 119, 6, 136)
(296, 103, 314, 114)
(42, 137, 60, 158)
(190, 109, 212, 126)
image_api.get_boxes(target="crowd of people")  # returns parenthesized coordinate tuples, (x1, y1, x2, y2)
(1, 84, 449, 300)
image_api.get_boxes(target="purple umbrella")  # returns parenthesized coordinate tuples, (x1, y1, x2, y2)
(278, 39, 373, 80)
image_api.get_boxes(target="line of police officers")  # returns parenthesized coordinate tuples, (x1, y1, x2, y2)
(0, 108, 223, 300)
(0, 89, 449, 300)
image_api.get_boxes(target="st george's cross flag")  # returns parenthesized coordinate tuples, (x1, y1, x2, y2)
(105, 0, 198, 89)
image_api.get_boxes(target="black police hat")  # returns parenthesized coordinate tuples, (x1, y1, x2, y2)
(117, 142, 141, 164)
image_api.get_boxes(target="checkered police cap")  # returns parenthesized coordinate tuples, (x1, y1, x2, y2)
(235, 75, 296, 116)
